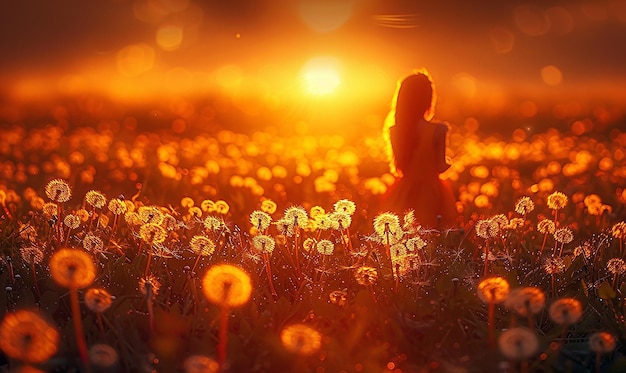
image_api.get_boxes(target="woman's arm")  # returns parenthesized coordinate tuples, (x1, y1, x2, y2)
(435, 123, 451, 173)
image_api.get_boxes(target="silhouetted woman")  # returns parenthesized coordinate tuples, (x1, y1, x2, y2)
(382, 69, 457, 227)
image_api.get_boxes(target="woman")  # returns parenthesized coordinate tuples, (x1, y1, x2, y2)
(382, 69, 457, 227)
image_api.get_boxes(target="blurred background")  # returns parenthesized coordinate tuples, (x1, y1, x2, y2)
(1, 0, 625, 136)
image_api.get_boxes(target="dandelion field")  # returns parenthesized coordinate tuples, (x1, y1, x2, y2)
(1, 98, 626, 373)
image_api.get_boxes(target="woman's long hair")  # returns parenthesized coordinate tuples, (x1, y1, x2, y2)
(383, 68, 437, 176)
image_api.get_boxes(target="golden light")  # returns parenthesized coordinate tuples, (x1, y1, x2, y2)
(300, 57, 342, 96)
(298, 0, 353, 32)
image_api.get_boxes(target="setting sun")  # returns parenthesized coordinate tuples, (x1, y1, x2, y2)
(300, 57, 342, 96)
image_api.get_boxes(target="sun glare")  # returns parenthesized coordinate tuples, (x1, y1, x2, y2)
(300, 57, 342, 96)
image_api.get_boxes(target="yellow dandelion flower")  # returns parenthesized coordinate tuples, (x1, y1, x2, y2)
(302, 237, 316, 252)
(0, 309, 59, 363)
(20, 246, 44, 265)
(309, 205, 325, 219)
(89, 344, 119, 368)
(543, 257, 565, 275)
(316, 239, 334, 255)
(334, 199, 356, 215)
(202, 264, 252, 308)
(373, 212, 401, 237)
(515, 196, 535, 215)
(260, 199, 277, 214)
(139, 223, 167, 245)
(355, 266, 378, 286)
(203, 216, 223, 231)
(251, 234, 275, 254)
(42, 202, 58, 217)
(214, 200, 230, 215)
(63, 214, 81, 229)
(498, 327, 539, 360)
(589, 332, 616, 354)
(250, 210, 272, 231)
(181, 197, 195, 209)
(183, 355, 220, 373)
(477, 277, 510, 304)
(507, 217, 525, 230)
(45, 179, 71, 203)
(84, 288, 113, 313)
(49, 248, 96, 289)
(190, 235, 216, 256)
(200, 199, 216, 213)
(553, 227, 574, 244)
(549, 298, 583, 325)
(547, 191, 568, 210)
(504, 287, 546, 316)
(606, 258, 626, 275)
(280, 324, 322, 356)
(138, 206, 164, 225)
(107, 198, 127, 215)
(76, 208, 90, 222)
(85, 190, 106, 209)
(139, 275, 161, 296)
(611, 221, 626, 239)
(537, 219, 556, 234)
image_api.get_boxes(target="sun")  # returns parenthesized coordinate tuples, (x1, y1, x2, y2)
(300, 57, 342, 96)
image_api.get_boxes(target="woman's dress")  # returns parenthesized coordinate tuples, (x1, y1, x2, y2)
(383, 120, 457, 227)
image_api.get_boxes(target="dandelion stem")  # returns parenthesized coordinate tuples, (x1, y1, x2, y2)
(488, 301, 495, 349)
(69, 287, 91, 372)
(263, 252, 277, 298)
(218, 305, 229, 369)
(29, 260, 41, 299)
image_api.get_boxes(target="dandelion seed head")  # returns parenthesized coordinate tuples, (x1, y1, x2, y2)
(549, 298, 583, 325)
(547, 191, 568, 210)
(333, 199, 356, 215)
(63, 214, 81, 229)
(139, 223, 167, 245)
(589, 332, 616, 354)
(329, 211, 352, 230)
(202, 264, 252, 308)
(203, 216, 223, 231)
(507, 217, 524, 230)
(251, 234, 275, 254)
(0, 309, 59, 363)
(543, 256, 565, 275)
(280, 324, 322, 356)
(611, 221, 626, 240)
(250, 210, 272, 231)
(406, 236, 427, 251)
(309, 205, 325, 219)
(504, 287, 546, 316)
(85, 190, 106, 209)
(84, 288, 113, 313)
(553, 227, 574, 244)
(107, 198, 127, 215)
(42, 202, 58, 218)
(573, 242, 592, 259)
(45, 179, 71, 203)
(498, 327, 539, 360)
(138, 206, 164, 225)
(83, 233, 104, 253)
(20, 246, 44, 265)
(606, 258, 626, 275)
(302, 237, 316, 252)
(537, 219, 556, 234)
(139, 275, 161, 296)
(49, 248, 96, 289)
(89, 344, 119, 368)
(283, 206, 309, 230)
(355, 266, 378, 286)
(190, 235, 216, 256)
(180, 197, 195, 209)
(373, 212, 401, 237)
(188, 206, 202, 219)
(476, 219, 499, 239)
(515, 196, 535, 215)
(316, 239, 334, 255)
(314, 214, 333, 230)
(200, 199, 216, 213)
(477, 277, 510, 304)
